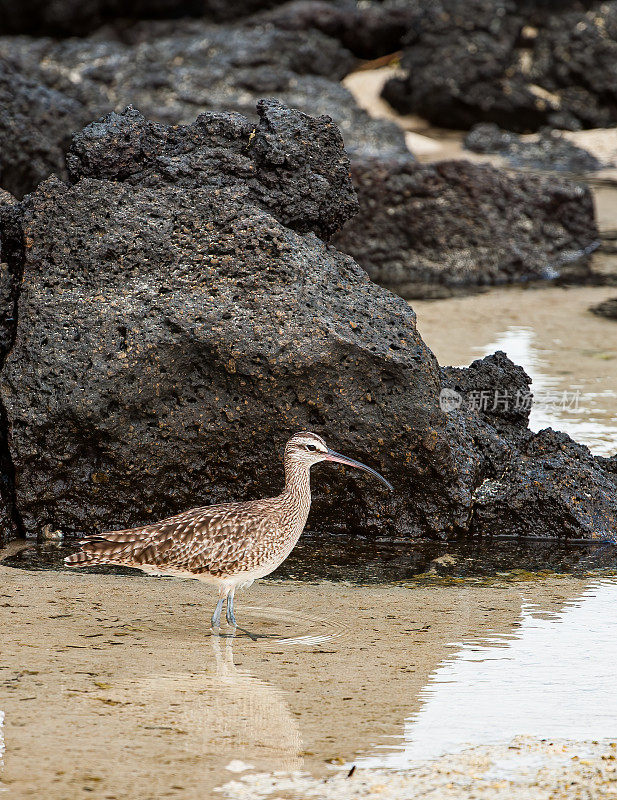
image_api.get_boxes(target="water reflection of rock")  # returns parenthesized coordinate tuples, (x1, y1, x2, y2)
(358, 580, 617, 768)
(137, 634, 303, 774)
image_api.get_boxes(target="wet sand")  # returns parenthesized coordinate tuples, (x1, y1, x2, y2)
(0, 563, 613, 799)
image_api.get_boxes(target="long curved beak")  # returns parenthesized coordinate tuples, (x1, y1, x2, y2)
(325, 449, 394, 491)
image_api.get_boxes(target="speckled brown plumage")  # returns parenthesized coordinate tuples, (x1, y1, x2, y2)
(67, 497, 303, 578)
(65, 431, 392, 627)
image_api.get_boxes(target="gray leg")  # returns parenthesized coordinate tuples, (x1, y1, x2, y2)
(226, 588, 237, 627)
(211, 596, 225, 628)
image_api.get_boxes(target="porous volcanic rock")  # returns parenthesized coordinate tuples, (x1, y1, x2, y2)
(0, 103, 452, 539)
(333, 156, 599, 298)
(0, 190, 21, 544)
(383, 0, 617, 132)
(442, 352, 617, 539)
(0, 60, 88, 198)
(0, 21, 407, 195)
(66, 102, 359, 240)
(465, 124, 603, 173)
(246, 0, 421, 60)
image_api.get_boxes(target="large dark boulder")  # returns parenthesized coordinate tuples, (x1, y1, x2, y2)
(383, 0, 617, 132)
(0, 103, 451, 539)
(333, 157, 599, 298)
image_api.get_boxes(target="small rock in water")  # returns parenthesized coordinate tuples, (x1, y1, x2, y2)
(590, 298, 617, 320)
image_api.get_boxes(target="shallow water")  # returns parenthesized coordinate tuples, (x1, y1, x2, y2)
(358, 578, 617, 769)
(6, 535, 617, 580)
(2, 557, 617, 799)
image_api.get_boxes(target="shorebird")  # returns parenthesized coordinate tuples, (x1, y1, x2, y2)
(65, 431, 392, 628)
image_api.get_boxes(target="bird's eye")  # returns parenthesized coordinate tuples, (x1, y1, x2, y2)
(306, 444, 317, 452)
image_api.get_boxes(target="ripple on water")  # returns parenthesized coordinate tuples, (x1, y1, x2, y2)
(357, 578, 617, 768)
(225, 605, 345, 646)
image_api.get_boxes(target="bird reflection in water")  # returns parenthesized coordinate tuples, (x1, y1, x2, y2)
(137, 631, 303, 776)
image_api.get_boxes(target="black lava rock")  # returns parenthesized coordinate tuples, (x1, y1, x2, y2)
(442, 353, 617, 540)
(246, 0, 422, 60)
(0, 0, 289, 36)
(333, 156, 599, 298)
(0, 103, 450, 540)
(0, 60, 89, 199)
(0, 21, 407, 196)
(465, 124, 603, 173)
(383, 0, 617, 132)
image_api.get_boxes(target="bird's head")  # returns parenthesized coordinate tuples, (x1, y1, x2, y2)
(285, 431, 393, 490)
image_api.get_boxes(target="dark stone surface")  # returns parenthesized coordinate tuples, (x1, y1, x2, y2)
(0, 0, 288, 36)
(1, 104, 615, 543)
(442, 353, 617, 540)
(471, 427, 617, 540)
(0, 21, 407, 196)
(246, 0, 421, 60)
(0, 192, 22, 544)
(333, 156, 599, 298)
(0, 59, 89, 198)
(383, 0, 617, 132)
(67, 102, 359, 241)
(0, 103, 451, 540)
(590, 297, 617, 320)
(465, 124, 603, 173)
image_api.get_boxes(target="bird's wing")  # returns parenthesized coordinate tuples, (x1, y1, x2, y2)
(65, 500, 279, 575)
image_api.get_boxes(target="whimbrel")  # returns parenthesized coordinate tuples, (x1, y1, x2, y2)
(65, 432, 392, 628)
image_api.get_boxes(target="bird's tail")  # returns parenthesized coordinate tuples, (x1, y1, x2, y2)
(64, 532, 143, 567)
